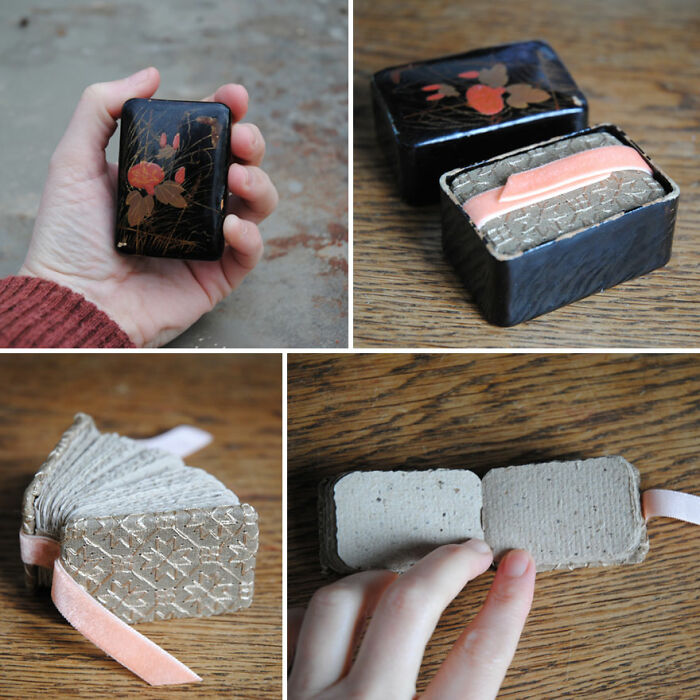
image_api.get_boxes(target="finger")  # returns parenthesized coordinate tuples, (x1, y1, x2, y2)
(52, 67, 160, 174)
(424, 549, 536, 700)
(202, 83, 249, 123)
(220, 215, 264, 289)
(347, 540, 493, 698)
(288, 607, 306, 671)
(231, 122, 266, 166)
(227, 163, 279, 223)
(289, 571, 397, 699)
(107, 161, 119, 190)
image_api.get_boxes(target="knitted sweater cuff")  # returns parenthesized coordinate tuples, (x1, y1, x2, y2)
(0, 276, 135, 348)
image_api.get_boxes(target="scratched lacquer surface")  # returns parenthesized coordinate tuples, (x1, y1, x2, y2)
(115, 98, 231, 260)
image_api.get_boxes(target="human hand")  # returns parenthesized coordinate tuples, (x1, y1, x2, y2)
(288, 541, 535, 700)
(19, 67, 277, 347)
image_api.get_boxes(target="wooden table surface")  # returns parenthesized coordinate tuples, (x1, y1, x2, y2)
(0, 354, 282, 699)
(353, 0, 700, 347)
(288, 353, 700, 698)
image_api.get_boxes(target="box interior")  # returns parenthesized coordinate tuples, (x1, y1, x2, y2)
(441, 125, 679, 261)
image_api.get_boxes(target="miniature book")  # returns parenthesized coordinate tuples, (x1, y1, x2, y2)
(452, 132, 667, 258)
(319, 457, 697, 574)
(20, 413, 258, 685)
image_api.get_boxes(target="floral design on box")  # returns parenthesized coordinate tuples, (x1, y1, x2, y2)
(125, 132, 188, 227)
(115, 98, 231, 260)
(376, 43, 586, 139)
(421, 62, 550, 115)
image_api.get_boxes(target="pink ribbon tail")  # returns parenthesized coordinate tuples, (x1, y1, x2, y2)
(642, 489, 700, 526)
(19, 530, 201, 685)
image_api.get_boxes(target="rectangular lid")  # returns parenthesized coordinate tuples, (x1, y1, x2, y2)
(372, 40, 588, 203)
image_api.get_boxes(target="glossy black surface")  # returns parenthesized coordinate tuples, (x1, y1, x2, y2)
(441, 125, 679, 326)
(372, 40, 588, 203)
(115, 98, 231, 260)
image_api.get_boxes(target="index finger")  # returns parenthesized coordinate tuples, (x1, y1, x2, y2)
(202, 83, 249, 123)
(423, 549, 536, 700)
(346, 540, 493, 699)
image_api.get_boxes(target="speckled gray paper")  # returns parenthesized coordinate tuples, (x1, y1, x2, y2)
(449, 132, 666, 257)
(482, 457, 648, 572)
(320, 458, 648, 574)
(319, 470, 483, 573)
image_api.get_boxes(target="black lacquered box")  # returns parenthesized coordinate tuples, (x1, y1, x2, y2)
(372, 40, 587, 203)
(440, 124, 680, 326)
(115, 98, 231, 260)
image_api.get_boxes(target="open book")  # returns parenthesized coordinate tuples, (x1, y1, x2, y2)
(20, 413, 258, 684)
(319, 457, 648, 573)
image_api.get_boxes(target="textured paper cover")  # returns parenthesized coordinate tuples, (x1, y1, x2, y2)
(319, 470, 483, 573)
(60, 505, 258, 624)
(449, 131, 666, 256)
(482, 456, 648, 572)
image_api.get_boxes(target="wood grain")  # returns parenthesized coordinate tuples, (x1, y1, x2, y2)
(288, 353, 700, 698)
(353, 0, 700, 347)
(0, 354, 281, 699)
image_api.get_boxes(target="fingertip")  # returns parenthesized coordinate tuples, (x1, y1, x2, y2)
(228, 162, 249, 192)
(223, 212, 242, 241)
(223, 214, 263, 259)
(214, 83, 249, 121)
(231, 122, 266, 165)
(127, 66, 158, 82)
(463, 538, 493, 556)
(500, 550, 535, 579)
(122, 66, 160, 98)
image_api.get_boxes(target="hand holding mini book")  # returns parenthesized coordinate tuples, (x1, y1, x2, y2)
(20, 414, 258, 685)
(319, 457, 699, 574)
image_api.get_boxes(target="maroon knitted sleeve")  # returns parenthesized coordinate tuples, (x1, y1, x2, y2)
(0, 276, 135, 348)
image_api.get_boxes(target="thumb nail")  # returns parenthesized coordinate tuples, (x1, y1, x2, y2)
(463, 538, 492, 555)
(127, 67, 154, 84)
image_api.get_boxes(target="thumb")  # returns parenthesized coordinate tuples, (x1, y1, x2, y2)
(51, 67, 160, 174)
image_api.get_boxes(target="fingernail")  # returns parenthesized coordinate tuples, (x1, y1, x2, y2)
(502, 550, 531, 578)
(464, 538, 492, 555)
(246, 124, 258, 148)
(127, 67, 153, 83)
(235, 163, 250, 187)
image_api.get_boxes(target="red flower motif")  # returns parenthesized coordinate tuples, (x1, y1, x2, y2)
(421, 83, 459, 102)
(466, 85, 506, 115)
(127, 161, 165, 195)
(172, 133, 180, 150)
(174, 166, 185, 184)
(159, 132, 167, 148)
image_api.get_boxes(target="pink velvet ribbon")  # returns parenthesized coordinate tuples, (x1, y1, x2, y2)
(19, 531, 201, 685)
(462, 144, 653, 227)
(642, 489, 700, 526)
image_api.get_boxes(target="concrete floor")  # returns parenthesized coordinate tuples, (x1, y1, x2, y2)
(0, 0, 348, 348)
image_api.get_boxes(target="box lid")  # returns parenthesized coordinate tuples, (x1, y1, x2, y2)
(372, 40, 588, 203)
